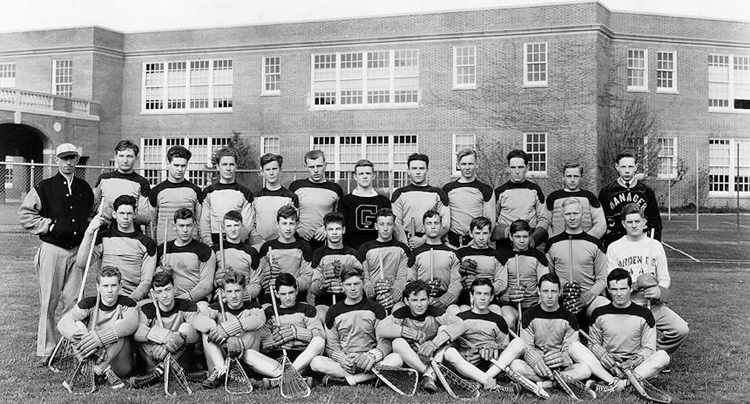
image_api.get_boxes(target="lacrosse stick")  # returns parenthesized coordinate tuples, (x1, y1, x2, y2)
(431, 359, 481, 399)
(408, 217, 416, 240)
(515, 253, 522, 333)
(62, 291, 99, 394)
(372, 364, 418, 396)
(378, 251, 385, 282)
(551, 368, 595, 400)
(217, 290, 253, 394)
(489, 358, 550, 399)
(268, 247, 311, 399)
(152, 291, 192, 396)
(646, 228, 655, 310)
(163, 218, 169, 268)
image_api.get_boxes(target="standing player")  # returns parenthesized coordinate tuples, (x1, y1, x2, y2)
(337, 159, 392, 249)
(443, 149, 496, 249)
(598, 151, 662, 248)
(57, 266, 139, 390)
(289, 150, 343, 252)
(18, 143, 95, 366)
(491, 150, 548, 253)
(214, 210, 262, 302)
(249, 153, 299, 248)
(157, 208, 216, 303)
(606, 203, 688, 355)
(79, 195, 157, 302)
(546, 163, 605, 239)
(391, 153, 450, 249)
(455, 216, 507, 314)
(94, 140, 151, 227)
(200, 147, 255, 247)
(149, 145, 203, 245)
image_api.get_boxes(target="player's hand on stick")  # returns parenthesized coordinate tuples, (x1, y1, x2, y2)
(543, 350, 567, 369)
(620, 354, 644, 370)
(208, 325, 229, 344)
(531, 357, 553, 379)
(562, 282, 582, 300)
(77, 331, 104, 358)
(507, 285, 526, 303)
(563, 297, 585, 314)
(341, 353, 359, 374)
(401, 327, 426, 345)
(329, 279, 344, 295)
(151, 344, 169, 362)
(427, 279, 442, 298)
(461, 275, 475, 290)
(376, 292, 395, 310)
(269, 258, 281, 279)
(374, 279, 393, 295)
(459, 259, 478, 276)
(417, 340, 439, 364)
(226, 336, 245, 358)
(313, 227, 327, 241)
(165, 331, 186, 353)
(479, 344, 501, 361)
(354, 352, 377, 373)
(408, 236, 426, 250)
(278, 325, 297, 343)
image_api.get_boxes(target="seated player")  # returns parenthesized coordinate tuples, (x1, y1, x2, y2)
(588, 268, 670, 387)
(309, 212, 364, 322)
(257, 205, 313, 306)
(57, 266, 139, 390)
(213, 210, 261, 302)
(248, 273, 325, 388)
(200, 271, 267, 389)
(359, 208, 410, 312)
(310, 266, 393, 386)
(454, 216, 507, 315)
(443, 278, 526, 391)
(499, 219, 549, 333)
(129, 272, 214, 388)
(158, 208, 216, 302)
(606, 203, 688, 355)
(377, 280, 466, 393)
(406, 210, 461, 311)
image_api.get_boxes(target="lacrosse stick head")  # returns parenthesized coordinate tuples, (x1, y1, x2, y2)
(431, 360, 481, 399)
(49, 338, 76, 373)
(224, 357, 253, 395)
(165, 355, 192, 396)
(62, 358, 95, 394)
(625, 369, 672, 404)
(279, 354, 311, 399)
(491, 359, 550, 399)
(552, 370, 596, 400)
(373, 364, 418, 397)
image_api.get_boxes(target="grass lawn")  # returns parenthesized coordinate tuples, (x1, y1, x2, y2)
(0, 215, 747, 404)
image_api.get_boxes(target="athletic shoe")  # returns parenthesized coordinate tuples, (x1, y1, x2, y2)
(586, 379, 626, 396)
(36, 356, 50, 368)
(322, 376, 349, 387)
(420, 375, 438, 393)
(128, 366, 164, 388)
(104, 367, 126, 390)
(201, 368, 224, 389)
(661, 366, 672, 374)
(185, 370, 207, 383)
(488, 382, 522, 395)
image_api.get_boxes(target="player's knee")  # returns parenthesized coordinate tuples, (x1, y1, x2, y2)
(309, 356, 326, 372)
(509, 359, 526, 372)
(442, 347, 460, 363)
(392, 338, 411, 354)
(308, 336, 326, 355)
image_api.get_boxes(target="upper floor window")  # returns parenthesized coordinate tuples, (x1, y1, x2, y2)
(311, 49, 419, 109)
(0, 63, 15, 88)
(524, 132, 547, 176)
(263, 57, 281, 95)
(53, 60, 73, 97)
(453, 46, 476, 89)
(708, 54, 750, 111)
(627, 49, 648, 91)
(656, 51, 677, 92)
(524, 42, 547, 86)
(143, 59, 233, 113)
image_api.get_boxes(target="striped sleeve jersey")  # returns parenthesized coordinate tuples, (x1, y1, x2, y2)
(157, 239, 216, 302)
(337, 193, 392, 249)
(520, 304, 579, 364)
(589, 303, 657, 362)
(358, 239, 410, 302)
(137, 298, 214, 337)
(546, 188, 606, 239)
(204, 300, 266, 346)
(502, 248, 549, 308)
(149, 179, 204, 245)
(310, 246, 364, 306)
(57, 295, 139, 343)
(456, 246, 509, 299)
(93, 228, 157, 302)
(212, 240, 261, 301)
(442, 179, 496, 237)
(545, 232, 608, 299)
(494, 180, 548, 236)
(257, 239, 313, 303)
(289, 180, 343, 242)
(390, 184, 450, 241)
(250, 186, 299, 246)
(262, 302, 324, 354)
(325, 298, 388, 358)
(455, 309, 510, 352)
(407, 244, 461, 307)
(606, 236, 670, 307)
(380, 305, 466, 344)
(95, 170, 151, 225)
(200, 182, 255, 246)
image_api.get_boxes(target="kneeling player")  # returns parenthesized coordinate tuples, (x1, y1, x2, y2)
(57, 266, 139, 390)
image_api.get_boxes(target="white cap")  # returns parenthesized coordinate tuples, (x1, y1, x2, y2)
(56, 143, 79, 158)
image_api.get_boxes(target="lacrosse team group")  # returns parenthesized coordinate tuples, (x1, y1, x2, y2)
(18, 138, 689, 399)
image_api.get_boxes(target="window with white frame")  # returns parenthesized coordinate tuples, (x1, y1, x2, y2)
(53, 60, 73, 97)
(709, 139, 750, 194)
(311, 50, 419, 109)
(524, 132, 547, 175)
(0, 63, 15, 88)
(656, 52, 676, 92)
(453, 46, 476, 89)
(657, 138, 677, 178)
(261, 136, 280, 155)
(141, 138, 163, 185)
(452, 134, 476, 176)
(524, 43, 547, 86)
(141, 136, 230, 187)
(262, 57, 280, 95)
(627, 49, 647, 91)
(708, 54, 750, 111)
(142, 59, 233, 112)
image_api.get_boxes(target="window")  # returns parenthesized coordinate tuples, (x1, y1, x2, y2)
(656, 52, 677, 92)
(524, 42, 547, 86)
(262, 57, 281, 95)
(709, 54, 750, 111)
(657, 138, 677, 178)
(0, 63, 15, 88)
(261, 136, 280, 155)
(524, 132, 547, 175)
(452, 134, 476, 176)
(453, 46, 476, 89)
(142, 59, 233, 112)
(311, 50, 419, 109)
(53, 60, 73, 97)
(141, 138, 163, 185)
(140, 136, 231, 187)
(709, 139, 750, 194)
(627, 49, 647, 91)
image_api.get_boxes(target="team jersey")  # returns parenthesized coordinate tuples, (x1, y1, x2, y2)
(135, 298, 215, 342)
(391, 184, 450, 242)
(89, 228, 157, 301)
(57, 295, 139, 345)
(324, 298, 388, 360)
(456, 246, 508, 301)
(358, 239, 410, 303)
(337, 192, 392, 249)
(157, 239, 216, 302)
(95, 170, 151, 225)
(200, 181, 255, 246)
(589, 303, 657, 362)
(213, 240, 261, 301)
(310, 245, 364, 306)
(289, 180, 343, 242)
(455, 309, 510, 356)
(203, 299, 266, 346)
(257, 239, 314, 304)
(500, 248, 549, 308)
(378, 305, 466, 348)
(494, 180, 548, 239)
(407, 244, 461, 308)
(261, 302, 324, 355)
(545, 232, 607, 300)
(442, 179, 496, 240)
(250, 187, 299, 246)
(606, 236, 670, 307)
(149, 179, 204, 245)
(546, 189, 606, 239)
(598, 179, 662, 246)
(520, 304, 579, 366)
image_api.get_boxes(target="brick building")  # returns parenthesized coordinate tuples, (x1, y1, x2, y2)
(0, 1, 748, 207)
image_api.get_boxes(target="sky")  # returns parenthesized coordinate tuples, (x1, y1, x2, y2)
(1, 0, 748, 33)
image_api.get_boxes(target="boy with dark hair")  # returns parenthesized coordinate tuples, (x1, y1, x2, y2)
(337, 159, 392, 249)
(250, 153, 299, 248)
(546, 163, 605, 239)
(95, 140, 152, 227)
(455, 216, 507, 314)
(213, 210, 262, 302)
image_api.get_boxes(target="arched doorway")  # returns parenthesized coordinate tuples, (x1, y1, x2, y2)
(0, 123, 48, 202)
